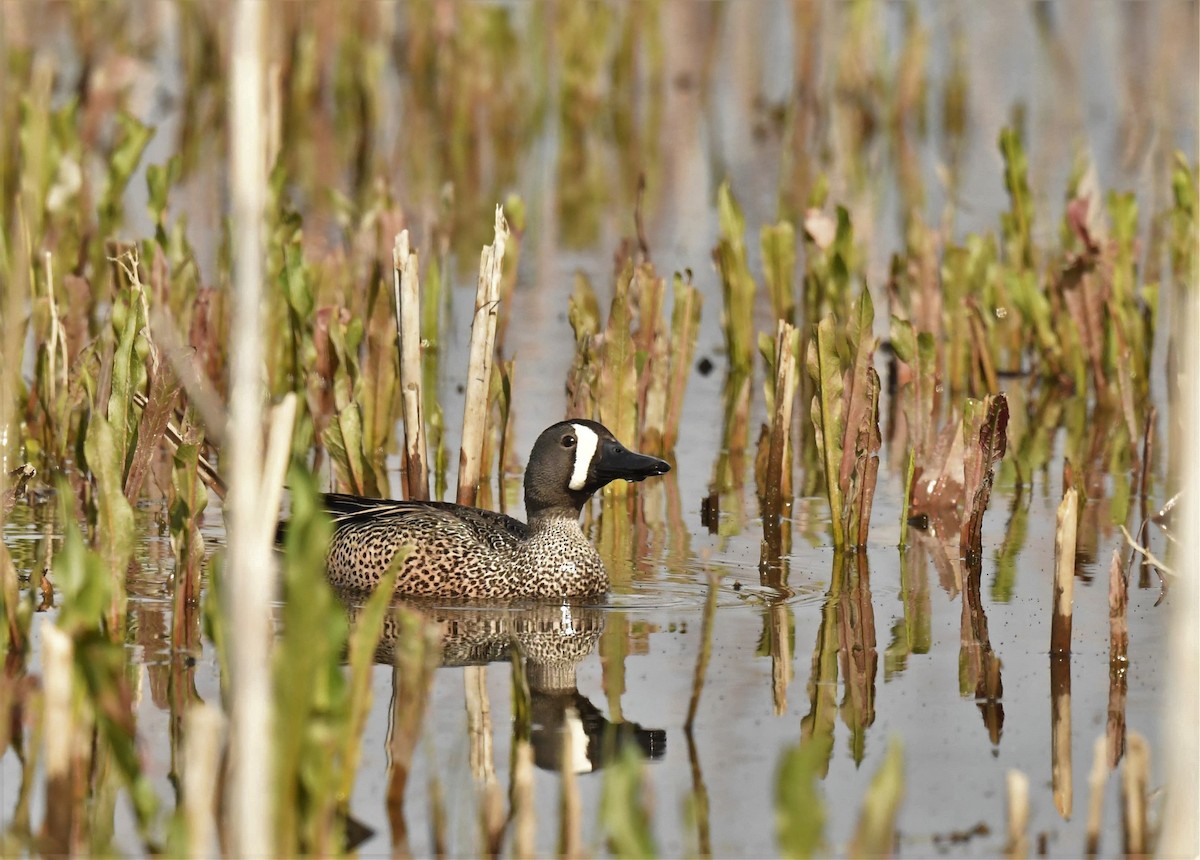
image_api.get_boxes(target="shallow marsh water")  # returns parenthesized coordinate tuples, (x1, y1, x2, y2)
(1, 2, 1197, 857)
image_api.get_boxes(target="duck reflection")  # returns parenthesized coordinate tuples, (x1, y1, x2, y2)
(337, 591, 666, 773)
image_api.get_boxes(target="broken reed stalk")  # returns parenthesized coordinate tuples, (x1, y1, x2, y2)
(1050, 487, 1078, 656)
(1159, 285, 1198, 857)
(1121, 732, 1149, 856)
(456, 209, 508, 855)
(1107, 552, 1129, 768)
(41, 250, 66, 429)
(458, 205, 509, 508)
(183, 703, 223, 859)
(663, 273, 701, 452)
(1051, 655, 1073, 820)
(765, 320, 799, 519)
(1005, 769, 1029, 859)
(224, 1, 273, 855)
(1085, 735, 1107, 857)
(1108, 548, 1128, 665)
(394, 231, 429, 500)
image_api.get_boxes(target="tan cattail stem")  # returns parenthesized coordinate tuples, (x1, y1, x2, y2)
(394, 231, 429, 501)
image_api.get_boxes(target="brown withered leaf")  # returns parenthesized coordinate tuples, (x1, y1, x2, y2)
(123, 342, 181, 503)
(846, 367, 883, 547)
(1066, 196, 1101, 255)
(1060, 196, 1111, 391)
(960, 394, 1010, 555)
(911, 416, 964, 513)
(187, 286, 226, 397)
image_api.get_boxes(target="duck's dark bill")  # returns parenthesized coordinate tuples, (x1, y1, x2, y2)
(595, 444, 671, 483)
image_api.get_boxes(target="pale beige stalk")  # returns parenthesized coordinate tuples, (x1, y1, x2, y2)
(1158, 288, 1198, 856)
(457, 209, 508, 854)
(457, 206, 508, 507)
(394, 231, 428, 500)
(1050, 488, 1077, 655)
(224, 2, 273, 855)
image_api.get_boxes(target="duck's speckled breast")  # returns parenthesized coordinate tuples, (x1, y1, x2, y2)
(325, 506, 607, 599)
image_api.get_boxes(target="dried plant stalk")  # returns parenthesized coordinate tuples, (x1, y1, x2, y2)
(1108, 548, 1128, 665)
(764, 320, 799, 519)
(1051, 488, 1078, 655)
(1159, 284, 1198, 858)
(224, 2, 273, 854)
(394, 231, 429, 500)
(1051, 656, 1073, 820)
(960, 394, 1010, 554)
(458, 206, 508, 506)
(664, 273, 701, 451)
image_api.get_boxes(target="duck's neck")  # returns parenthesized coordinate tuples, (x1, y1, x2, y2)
(527, 505, 584, 528)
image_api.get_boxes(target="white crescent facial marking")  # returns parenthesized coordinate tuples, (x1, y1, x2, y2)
(568, 423, 599, 491)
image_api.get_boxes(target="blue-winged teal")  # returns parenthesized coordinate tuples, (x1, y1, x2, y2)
(324, 419, 670, 599)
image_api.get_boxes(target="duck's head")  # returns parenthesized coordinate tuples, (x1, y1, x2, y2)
(524, 419, 670, 518)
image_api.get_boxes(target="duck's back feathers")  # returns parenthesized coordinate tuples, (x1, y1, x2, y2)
(323, 492, 529, 547)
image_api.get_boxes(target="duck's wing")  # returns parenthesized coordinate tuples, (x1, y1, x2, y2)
(322, 492, 530, 547)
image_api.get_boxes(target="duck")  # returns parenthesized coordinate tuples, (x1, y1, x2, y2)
(323, 419, 670, 599)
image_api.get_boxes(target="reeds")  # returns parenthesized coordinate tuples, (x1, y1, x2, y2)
(806, 290, 881, 550)
(394, 231, 429, 500)
(1051, 486, 1079, 656)
(458, 206, 508, 506)
(224, 4, 273, 854)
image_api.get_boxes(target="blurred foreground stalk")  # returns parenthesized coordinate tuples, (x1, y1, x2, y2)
(224, 3, 275, 855)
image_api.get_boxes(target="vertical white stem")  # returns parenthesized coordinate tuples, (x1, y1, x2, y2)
(226, 1, 272, 856)
(1160, 288, 1199, 855)
(395, 231, 429, 500)
(457, 206, 508, 507)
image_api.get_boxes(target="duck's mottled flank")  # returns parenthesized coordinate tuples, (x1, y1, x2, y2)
(320, 419, 670, 599)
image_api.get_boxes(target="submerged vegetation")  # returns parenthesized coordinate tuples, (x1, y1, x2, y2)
(0, 3, 1196, 857)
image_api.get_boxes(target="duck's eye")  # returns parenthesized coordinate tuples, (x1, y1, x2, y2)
(561, 435, 576, 448)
